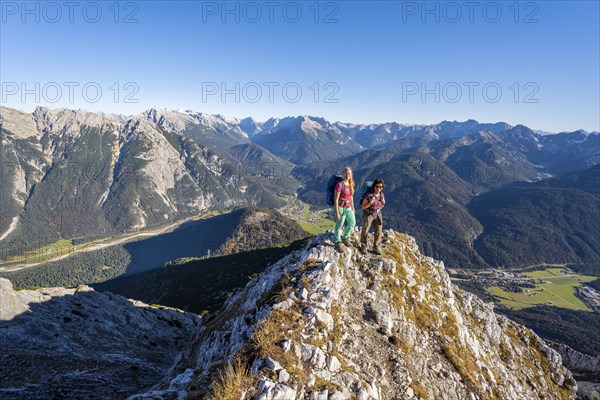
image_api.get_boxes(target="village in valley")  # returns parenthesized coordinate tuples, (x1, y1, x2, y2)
(450, 266, 600, 313)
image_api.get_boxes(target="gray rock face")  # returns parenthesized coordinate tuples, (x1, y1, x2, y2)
(577, 382, 600, 400)
(0, 278, 201, 399)
(547, 341, 600, 400)
(160, 229, 577, 399)
(549, 341, 600, 378)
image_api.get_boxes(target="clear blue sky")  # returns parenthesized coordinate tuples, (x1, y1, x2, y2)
(1, 0, 599, 132)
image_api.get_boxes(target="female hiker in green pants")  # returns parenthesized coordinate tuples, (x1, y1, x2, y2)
(333, 166, 356, 250)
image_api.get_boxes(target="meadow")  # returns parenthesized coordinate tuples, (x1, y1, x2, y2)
(491, 268, 597, 311)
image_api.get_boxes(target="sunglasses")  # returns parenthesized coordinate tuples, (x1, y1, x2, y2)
(375, 185, 383, 188)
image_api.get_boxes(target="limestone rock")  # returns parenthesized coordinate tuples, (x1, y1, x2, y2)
(3, 228, 578, 400)
(181, 229, 576, 400)
(0, 278, 201, 399)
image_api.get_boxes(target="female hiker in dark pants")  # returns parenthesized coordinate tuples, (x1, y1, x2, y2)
(360, 178, 385, 255)
(333, 166, 356, 251)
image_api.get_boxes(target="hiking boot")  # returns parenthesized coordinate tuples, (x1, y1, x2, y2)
(342, 238, 352, 247)
(359, 244, 367, 255)
(372, 246, 382, 255)
(335, 242, 345, 252)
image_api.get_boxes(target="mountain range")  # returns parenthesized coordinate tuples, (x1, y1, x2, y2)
(0, 107, 287, 258)
(294, 153, 599, 270)
(1, 106, 598, 273)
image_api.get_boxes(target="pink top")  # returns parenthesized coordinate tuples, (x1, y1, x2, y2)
(335, 181, 353, 208)
(364, 192, 384, 213)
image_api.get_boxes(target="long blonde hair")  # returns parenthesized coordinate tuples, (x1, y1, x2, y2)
(343, 166, 355, 194)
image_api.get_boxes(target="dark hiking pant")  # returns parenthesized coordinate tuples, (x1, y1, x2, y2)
(360, 212, 382, 248)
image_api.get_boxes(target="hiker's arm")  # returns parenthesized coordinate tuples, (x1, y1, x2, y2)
(361, 195, 370, 211)
(334, 190, 341, 220)
(361, 194, 374, 211)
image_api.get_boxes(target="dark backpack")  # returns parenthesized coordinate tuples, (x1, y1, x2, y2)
(326, 175, 345, 206)
(360, 188, 374, 206)
(360, 181, 375, 205)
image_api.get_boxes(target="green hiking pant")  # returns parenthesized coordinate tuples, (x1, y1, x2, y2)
(334, 206, 356, 242)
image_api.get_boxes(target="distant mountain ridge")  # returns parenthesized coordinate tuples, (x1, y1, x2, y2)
(468, 166, 600, 269)
(295, 156, 599, 270)
(4, 106, 595, 166)
(140, 107, 598, 170)
(0, 107, 284, 256)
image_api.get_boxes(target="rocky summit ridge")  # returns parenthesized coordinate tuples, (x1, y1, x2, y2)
(137, 229, 577, 400)
(0, 228, 578, 399)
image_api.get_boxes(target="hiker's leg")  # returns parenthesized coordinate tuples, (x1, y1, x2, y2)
(334, 206, 346, 242)
(342, 208, 355, 240)
(360, 213, 371, 245)
(373, 214, 383, 248)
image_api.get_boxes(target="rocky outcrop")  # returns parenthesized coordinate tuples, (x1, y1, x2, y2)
(549, 341, 600, 379)
(0, 278, 201, 399)
(577, 382, 600, 400)
(548, 341, 600, 400)
(0, 228, 581, 399)
(216, 208, 309, 256)
(138, 229, 577, 399)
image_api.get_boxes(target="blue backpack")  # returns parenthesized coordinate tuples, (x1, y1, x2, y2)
(326, 175, 346, 206)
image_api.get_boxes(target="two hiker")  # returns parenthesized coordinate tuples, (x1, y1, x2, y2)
(329, 167, 385, 255)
